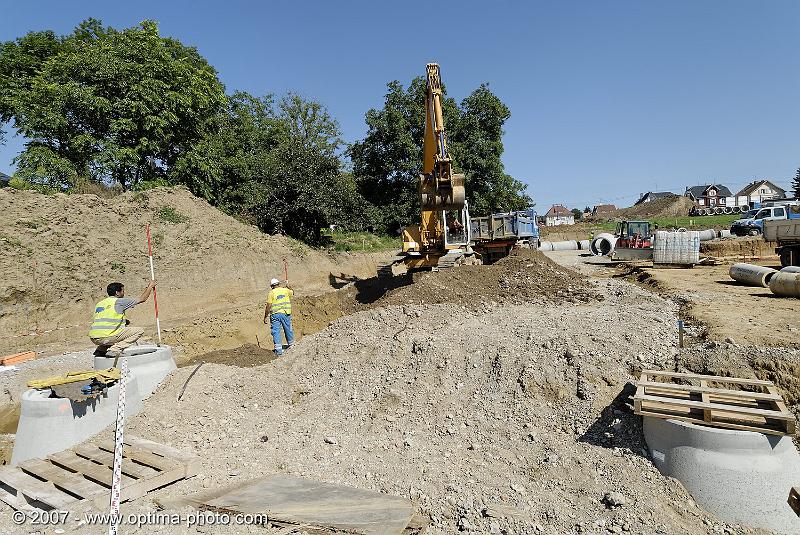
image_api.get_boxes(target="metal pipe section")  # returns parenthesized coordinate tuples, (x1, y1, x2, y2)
(729, 263, 778, 287)
(769, 271, 800, 297)
(550, 240, 579, 251)
(589, 233, 617, 256)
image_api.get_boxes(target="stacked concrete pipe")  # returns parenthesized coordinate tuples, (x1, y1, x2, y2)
(780, 265, 800, 273)
(644, 418, 800, 534)
(768, 271, 800, 298)
(578, 239, 591, 250)
(550, 240, 579, 251)
(589, 233, 617, 256)
(729, 263, 778, 287)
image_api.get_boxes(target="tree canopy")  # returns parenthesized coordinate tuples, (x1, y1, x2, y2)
(350, 77, 531, 233)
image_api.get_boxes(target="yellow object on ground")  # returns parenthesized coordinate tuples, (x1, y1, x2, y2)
(27, 368, 121, 389)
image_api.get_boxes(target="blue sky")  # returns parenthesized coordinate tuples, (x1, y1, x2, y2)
(1, 1, 799, 210)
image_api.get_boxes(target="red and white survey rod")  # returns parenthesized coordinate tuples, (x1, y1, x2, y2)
(145, 225, 162, 346)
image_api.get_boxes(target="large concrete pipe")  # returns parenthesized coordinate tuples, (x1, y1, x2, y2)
(538, 241, 553, 251)
(12, 373, 144, 465)
(644, 418, 800, 534)
(733, 206, 742, 213)
(589, 233, 617, 256)
(780, 265, 800, 273)
(578, 239, 591, 250)
(697, 229, 716, 242)
(94, 345, 176, 399)
(768, 271, 800, 297)
(729, 263, 778, 287)
(719, 229, 731, 238)
(550, 240, 579, 251)
(723, 206, 733, 215)
(714, 207, 724, 215)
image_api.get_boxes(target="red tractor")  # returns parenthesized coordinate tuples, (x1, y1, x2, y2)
(611, 220, 654, 261)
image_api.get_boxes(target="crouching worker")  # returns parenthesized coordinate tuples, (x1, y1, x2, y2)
(264, 278, 294, 356)
(89, 281, 156, 357)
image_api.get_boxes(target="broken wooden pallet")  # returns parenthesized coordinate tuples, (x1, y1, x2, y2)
(0, 435, 198, 511)
(634, 370, 796, 436)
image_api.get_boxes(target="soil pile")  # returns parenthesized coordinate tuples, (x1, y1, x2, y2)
(0, 187, 391, 355)
(377, 248, 600, 308)
(598, 195, 695, 220)
(700, 237, 777, 259)
(110, 277, 742, 534)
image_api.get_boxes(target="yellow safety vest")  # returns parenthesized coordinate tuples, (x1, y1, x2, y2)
(268, 288, 292, 315)
(88, 297, 125, 338)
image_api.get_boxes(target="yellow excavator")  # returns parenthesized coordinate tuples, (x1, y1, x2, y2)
(380, 63, 474, 276)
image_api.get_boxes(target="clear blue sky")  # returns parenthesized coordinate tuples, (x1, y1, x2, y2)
(2, 1, 799, 210)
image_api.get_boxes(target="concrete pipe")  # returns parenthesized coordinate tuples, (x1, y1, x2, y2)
(779, 265, 800, 273)
(697, 229, 716, 242)
(11, 373, 144, 465)
(550, 240, 579, 251)
(723, 206, 732, 215)
(589, 233, 617, 256)
(578, 239, 591, 250)
(94, 345, 176, 399)
(538, 241, 553, 251)
(714, 207, 724, 215)
(644, 418, 800, 534)
(719, 229, 731, 238)
(700, 208, 710, 216)
(729, 263, 778, 287)
(768, 271, 800, 298)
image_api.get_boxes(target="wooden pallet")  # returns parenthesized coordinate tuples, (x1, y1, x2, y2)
(634, 370, 796, 436)
(0, 436, 198, 511)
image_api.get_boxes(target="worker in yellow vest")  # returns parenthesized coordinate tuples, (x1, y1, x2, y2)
(263, 278, 294, 356)
(89, 281, 156, 357)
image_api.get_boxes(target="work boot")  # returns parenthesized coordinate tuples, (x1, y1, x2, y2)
(93, 347, 108, 358)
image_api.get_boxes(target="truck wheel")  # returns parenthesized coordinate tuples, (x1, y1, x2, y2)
(780, 247, 800, 267)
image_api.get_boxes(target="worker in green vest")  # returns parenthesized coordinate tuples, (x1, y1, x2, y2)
(89, 281, 156, 357)
(263, 278, 294, 356)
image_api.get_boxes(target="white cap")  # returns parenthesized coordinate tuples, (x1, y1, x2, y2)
(270, 278, 280, 286)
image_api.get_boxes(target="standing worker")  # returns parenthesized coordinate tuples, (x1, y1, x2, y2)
(89, 281, 156, 357)
(264, 278, 294, 356)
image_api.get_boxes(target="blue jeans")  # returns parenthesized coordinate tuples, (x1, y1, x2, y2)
(270, 313, 294, 355)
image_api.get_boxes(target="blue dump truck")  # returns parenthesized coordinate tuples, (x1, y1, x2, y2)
(730, 201, 800, 236)
(469, 210, 539, 264)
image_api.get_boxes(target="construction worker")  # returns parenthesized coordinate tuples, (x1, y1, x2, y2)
(264, 278, 294, 356)
(89, 281, 156, 357)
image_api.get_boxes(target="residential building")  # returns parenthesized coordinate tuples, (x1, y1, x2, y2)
(733, 180, 787, 208)
(544, 204, 574, 226)
(592, 204, 617, 216)
(634, 191, 676, 205)
(684, 184, 733, 208)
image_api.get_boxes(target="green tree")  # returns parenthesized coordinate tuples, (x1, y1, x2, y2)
(571, 208, 583, 221)
(0, 19, 226, 189)
(793, 168, 800, 200)
(351, 77, 531, 233)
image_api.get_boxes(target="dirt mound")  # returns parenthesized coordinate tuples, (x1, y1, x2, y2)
(700, 237, 778, 259)
(377, 248, 600, 308)
(0, 186, 391, 356)
(185, 343, 278, 368)
(600, 195, 695, 220)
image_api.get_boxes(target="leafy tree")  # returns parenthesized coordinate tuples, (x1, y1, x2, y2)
(793, 168, 800, 200)
(351, 76, 530, 233)
(0, 19, 226, 189)
(571, 208, 583, 221)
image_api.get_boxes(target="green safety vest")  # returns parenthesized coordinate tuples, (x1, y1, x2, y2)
(89, 297, 125, 338)
(269, 288, 292, 315)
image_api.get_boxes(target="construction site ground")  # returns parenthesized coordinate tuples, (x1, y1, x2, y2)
(1, 188, 798, 534)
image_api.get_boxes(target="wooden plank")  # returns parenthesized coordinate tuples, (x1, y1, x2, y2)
(637, 380, 780, 401)
(700, 380, 712, 423)
(789, 487, 800, 517)
(72, 445, 157, 479)
(0, 486, 39, 512)
(0, 351, 35, 366)
(639, 400, 769, 425)
(0, 466, 79, 509)
(47, 451, 133, 488)
(641, 370, 772, 386)
(97, 440, 180, 473)
(18, 459, 107, 500)
(637, 394, 792, 420)
(644, 386, 763, 408)
(637, 410, 787, 436)
(124, 436, 199, 465)
(87, 464, 193, 509)
(634, 372, 646, 412)
(767, 386, 796, 435)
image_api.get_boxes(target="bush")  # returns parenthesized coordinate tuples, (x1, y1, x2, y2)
(157, 206, 189, 224)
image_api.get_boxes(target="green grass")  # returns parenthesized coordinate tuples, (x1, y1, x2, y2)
(110, 261, 126, 274)
(156, 206, 189, 224)
(322, 231, 399, 253)
(585, 214, 740, 232)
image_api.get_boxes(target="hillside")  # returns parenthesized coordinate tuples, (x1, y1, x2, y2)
(0, 186, 391, 355)
(601, 195, 695, 219)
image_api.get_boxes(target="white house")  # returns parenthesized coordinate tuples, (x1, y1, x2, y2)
(733, 180, 787, 208)
(545, 204, 574, 226)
